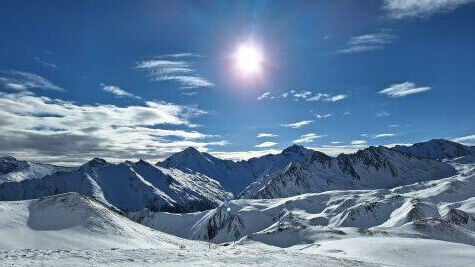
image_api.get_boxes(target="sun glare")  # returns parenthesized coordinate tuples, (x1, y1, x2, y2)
(233, 43, 263, 75)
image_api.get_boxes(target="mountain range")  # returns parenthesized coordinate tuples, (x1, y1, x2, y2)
(0, 139, 473, 214)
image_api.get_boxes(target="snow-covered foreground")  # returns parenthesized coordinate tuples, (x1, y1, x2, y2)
(0, 193, 372, 266)
(2, 192, 475, 266)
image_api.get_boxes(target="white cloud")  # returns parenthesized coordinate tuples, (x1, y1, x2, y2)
(339, 30, 396, 54)
(316, 113, 332, 119)
(373, 133, 396, 138)
(325, 94, 348, 102)
(0, 70, 64, 91)
(257, 92, 272, 101)
(281, 120, 314, 128)
(383, 0, 475, 19)
(388, 124, 399, 128)
(136, 54, 214, 89)
(379, 82, 431, 97)
(351, 140, 367, 145)
(331, 141, 343, 144)
(0, 91, 226, 164)
(257, 133, 278, 138)
(101, 84, 141, 99)
(452, 135, 475, 146)
(375, 111, 391, 117)
(211, 149, 281, 161)
(361, 133, 369, 137)
(293, 133, 326, 143)
(255, 141, 278, 148)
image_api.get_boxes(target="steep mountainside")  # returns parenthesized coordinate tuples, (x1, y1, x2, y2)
(157, 145, 314, 194)
(393, 139, 474, 160)
(0, 158, 231, 212)
(132, 157, 475, 247)
(239, 146, 456, 199)
(0, 156, 71, 183)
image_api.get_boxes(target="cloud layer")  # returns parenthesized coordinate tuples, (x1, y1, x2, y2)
(0, 91, 225, 164)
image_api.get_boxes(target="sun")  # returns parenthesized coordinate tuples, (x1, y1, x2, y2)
(233, 43, 263, 75)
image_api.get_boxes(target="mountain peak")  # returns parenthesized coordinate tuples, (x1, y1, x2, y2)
(393, 139, 473, 160)
(282, 144, 308, 154)
(0, 155, 17, 162)
(82, 158, 108, 169)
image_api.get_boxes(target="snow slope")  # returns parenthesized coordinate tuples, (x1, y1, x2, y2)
(157, 145, 314, 194)
(0, 155, 71, 183)
(0, 158, 231, 212)
(132, 157, 475, 248)
(240, 146, 455, 199)
(0, 193, 375, 266)
(0, 192, 185, 249)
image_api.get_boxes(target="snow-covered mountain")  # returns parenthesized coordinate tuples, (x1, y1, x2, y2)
(157, 145, 315, 194)
(239, 146, 456, 199)
(0, 158, 231, 212)
(132, 157, 475, 248)
(393, 139, 475, 160)
(0, 155, 71, 183)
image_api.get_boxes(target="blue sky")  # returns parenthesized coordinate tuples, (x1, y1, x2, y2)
(0, 0, 474, 164)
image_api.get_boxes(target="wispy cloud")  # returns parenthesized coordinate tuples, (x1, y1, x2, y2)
(316, 113, 332, 119)
(351, 140, 367, 145)
(293, 133, 326, 143)
(373, 133, 396, 138)
(339, 30, 396, 54)
(0, 70, 64, 91)
(35, 57, 58, 69)
(255, 141, 278, 148)
(281, 120, 314, 128)
(383, 0, 475, 19)
(136, 54, 214, 89)
(257, 91, 272, 101)
(0, 91, 225, 164)
(101, 84, 141, 99)
(452, 134, 475, 146)
(259, 90, 348, 103)
(379, 82, 431, 97)
(375, 111, 391, 117)
(257, 133, 278, 138)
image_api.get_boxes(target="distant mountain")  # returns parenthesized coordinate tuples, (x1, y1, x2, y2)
(393, 139, 474, 160)
(0, 155, 71, 183)
(133, 159, 475, 246)
(239, 146, 456, 199)
(0, 158, 231, 212)
(157, 145, 314, 194)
